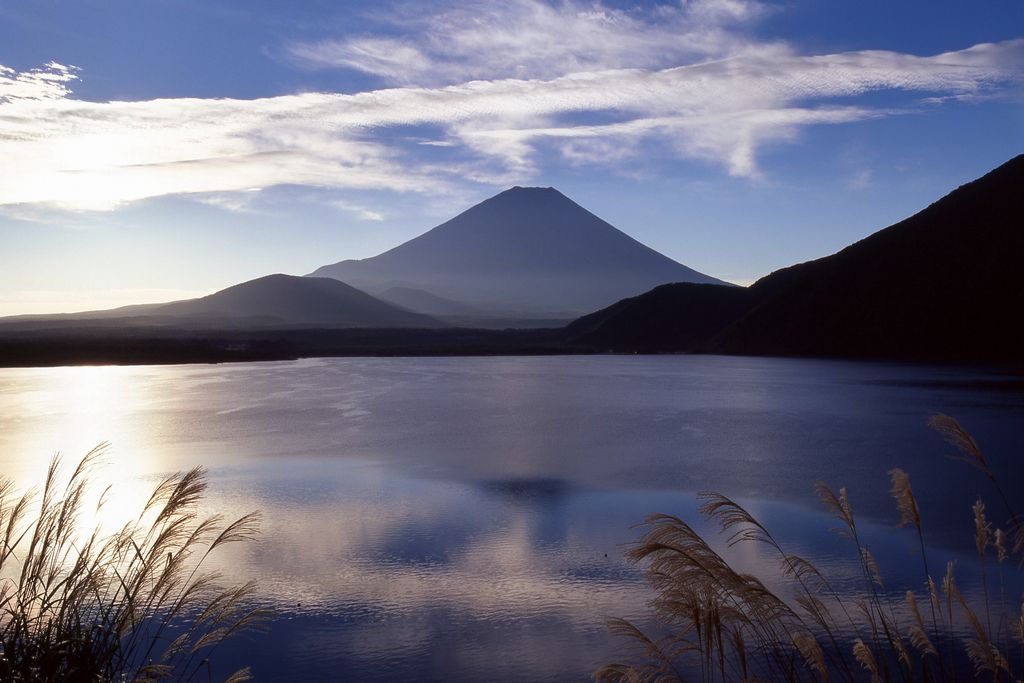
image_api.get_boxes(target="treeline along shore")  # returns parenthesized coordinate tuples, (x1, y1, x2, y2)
(1, 320, 1022, 368)
(0, 325, 584, 367)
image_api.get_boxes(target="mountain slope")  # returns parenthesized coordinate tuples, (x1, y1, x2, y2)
(311, 186, 726, 316)
(374, 286, 482, 317)
(566, 283, 750, 352)
(567, 155, 1024, 362)
(155, 274, 442, 327)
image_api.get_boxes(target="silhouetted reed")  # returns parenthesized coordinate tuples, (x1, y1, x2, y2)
(598, 414, 1023, 683)
(0, 445, 264, 681)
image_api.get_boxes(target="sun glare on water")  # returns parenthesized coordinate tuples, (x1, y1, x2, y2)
(1, 365, 178, 539)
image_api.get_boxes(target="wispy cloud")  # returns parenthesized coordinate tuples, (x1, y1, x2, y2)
(847, 168, 873, 190)
(331, 200, 386, 222)
(288, 0, 779, 85)
(191, 190, 262, 213)
(1, 23, 1021, 211)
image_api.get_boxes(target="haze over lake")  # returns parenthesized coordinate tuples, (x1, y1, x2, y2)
(2, 355, 1021, 681)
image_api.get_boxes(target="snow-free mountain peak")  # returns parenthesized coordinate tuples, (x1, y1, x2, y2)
(311, 186, 727, 319)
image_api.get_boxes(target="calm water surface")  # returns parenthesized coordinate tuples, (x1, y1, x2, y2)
(1, 355, 1022, 681)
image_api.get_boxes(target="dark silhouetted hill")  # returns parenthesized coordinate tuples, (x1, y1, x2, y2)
(567, 155, 1024, 363)
(155, 274, 442, 327)
(0, 276, 443, 330)
(566, 283, 749, 352)
(311, 186, 727, 317)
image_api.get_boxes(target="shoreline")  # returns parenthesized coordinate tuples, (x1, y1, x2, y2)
(1, 325, 1021, 371)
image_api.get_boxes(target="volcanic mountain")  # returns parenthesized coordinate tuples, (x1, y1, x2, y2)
(374, 286, 483, 318)
(310, 186, 727, 319)
(569, 154, 1024, 363)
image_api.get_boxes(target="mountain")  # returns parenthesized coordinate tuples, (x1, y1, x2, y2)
(0, 274, 443, 330)
(567, 282, 749, 352)
(373, 286, 482, 318)
(0, 275, 444, 331)
(568, 155, 1024, 363)
(154, 274, 442, 327)
(310, 186, 727, 317)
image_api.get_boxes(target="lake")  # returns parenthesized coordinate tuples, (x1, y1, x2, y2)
(1, 355, 1022, 681)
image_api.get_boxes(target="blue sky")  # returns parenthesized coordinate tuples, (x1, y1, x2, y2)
(0, 0, 1021, 314)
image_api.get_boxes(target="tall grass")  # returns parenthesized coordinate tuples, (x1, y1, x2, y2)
(597, 414, 1024, 683)
(0, 445, 265, 682)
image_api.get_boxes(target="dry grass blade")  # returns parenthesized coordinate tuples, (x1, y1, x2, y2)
(780, 555, 828, 591)
(860, 549, 884, 590)
(224, 667, 254, 683)
(593, 662, 646, 683)
(926, 576, 943, 623)
(594, 617, 687, 682)
(699, 493, 774, 548)
(963, 639, 1008, 677)
(973, 499, 990, 558)
(1016, 603, 1024, 646)
(209, 511, 262, 551)
(929, 414, 990, 477)
(600, 415, 1024, 683)
(0, 449, 265, 682)
(795, 594, 833, 635)
(136, 663, 175, 680)
(907, 623, 937, 660)
(851, 639, 881, 683)
(941, 561, 954, 602)
(905, 591, 937, 658)
(815, 483, 855, 534)
(792, 632, 829, 682)
(949, 577, 1006, 676)
(888, 469, 920, 531)
(994, 528, 1007, 563)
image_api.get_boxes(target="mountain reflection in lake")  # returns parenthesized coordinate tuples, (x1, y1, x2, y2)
(1, 356, 1022, 681)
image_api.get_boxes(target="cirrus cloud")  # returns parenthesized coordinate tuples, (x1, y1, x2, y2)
(0, 29, 1021, 211)
(288, 0, 781, 86)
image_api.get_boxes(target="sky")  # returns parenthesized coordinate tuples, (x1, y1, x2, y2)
(0, 0, 1021, 315)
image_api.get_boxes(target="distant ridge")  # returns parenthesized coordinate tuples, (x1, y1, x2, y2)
(569, 155, 1024, 363)
(155, 274, 442, 328)
(311, 186, 726, 317)
(0, 274, 444, 330)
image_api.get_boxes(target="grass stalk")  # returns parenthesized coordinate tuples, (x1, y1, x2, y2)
(0, 448, 264, 682)
(598, 414, 1022, 683)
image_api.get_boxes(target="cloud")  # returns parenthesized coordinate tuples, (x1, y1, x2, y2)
(192, 190, 262, 213)
(331, 200, 386, 221)
(0, 61, 77, 102)
(288, 0, 779, 86)
(1, 36, 1022, 211)
(451, 106, 887, 178)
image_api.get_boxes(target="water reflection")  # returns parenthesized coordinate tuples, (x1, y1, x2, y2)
(0, 356, 1021, 680)
(204, 460, 1011, 681)
(198, 459, 654, 681)
(0, 365, 187, 536)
